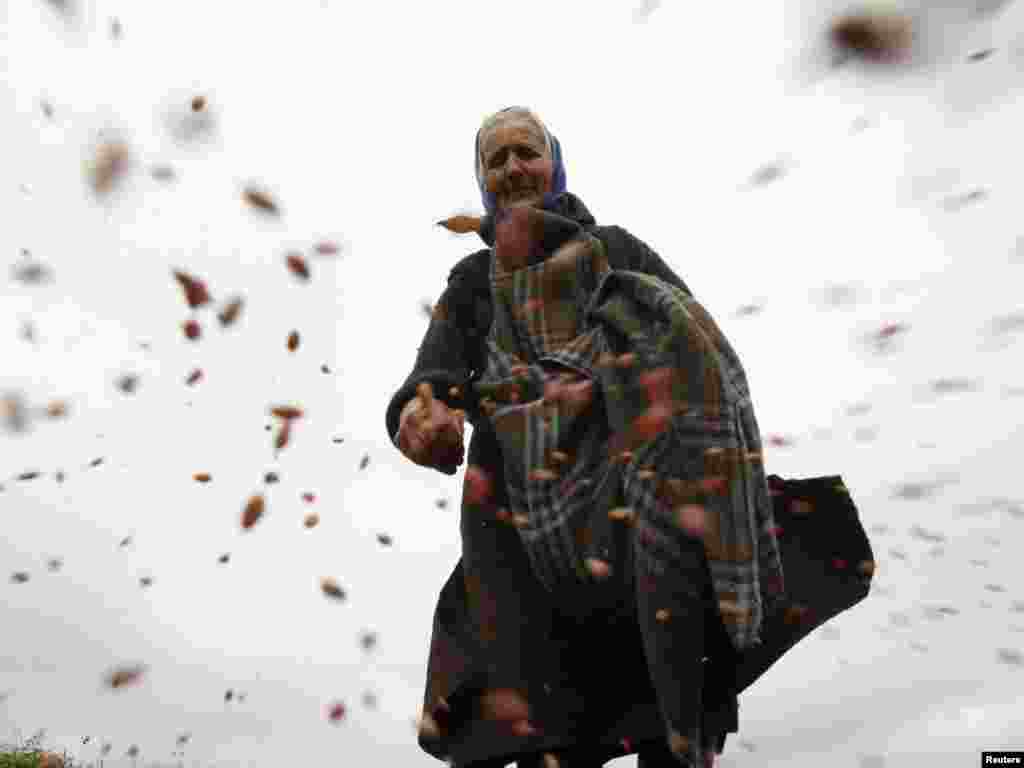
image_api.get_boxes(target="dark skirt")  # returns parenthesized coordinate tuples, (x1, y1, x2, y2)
(445, 542, 739, 768)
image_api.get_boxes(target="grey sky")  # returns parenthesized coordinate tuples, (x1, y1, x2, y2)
(2, 0, 1023, 766)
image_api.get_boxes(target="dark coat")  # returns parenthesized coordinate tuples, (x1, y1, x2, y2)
(385, 194, 874, 766)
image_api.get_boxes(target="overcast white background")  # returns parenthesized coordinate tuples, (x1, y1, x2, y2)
(2, 0, 1023, 766)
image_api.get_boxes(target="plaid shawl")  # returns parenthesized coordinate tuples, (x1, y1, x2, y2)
(469, 207, 785, 655)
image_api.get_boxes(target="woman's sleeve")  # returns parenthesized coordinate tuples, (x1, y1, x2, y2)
(605, 225, 693, 296)
(384, 267, 478, 447)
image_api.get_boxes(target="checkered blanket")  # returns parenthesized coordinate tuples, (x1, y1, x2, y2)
(470, 207, 784, 653)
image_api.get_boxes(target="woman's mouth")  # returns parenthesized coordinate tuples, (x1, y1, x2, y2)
(505, 187, 536, 201)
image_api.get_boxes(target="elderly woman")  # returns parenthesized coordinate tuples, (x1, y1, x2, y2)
(386, 107, 863, 768)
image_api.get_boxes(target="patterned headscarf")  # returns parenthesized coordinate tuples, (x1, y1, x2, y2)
(475, 106, 567, 214)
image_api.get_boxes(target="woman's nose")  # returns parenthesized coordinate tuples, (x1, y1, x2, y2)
(502, 152, 526, 176)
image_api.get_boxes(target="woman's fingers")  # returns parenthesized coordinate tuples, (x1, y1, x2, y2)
(400, 393, 466, 470)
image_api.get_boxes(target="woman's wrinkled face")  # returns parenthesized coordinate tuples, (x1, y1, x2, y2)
(480, 120, 554, 210)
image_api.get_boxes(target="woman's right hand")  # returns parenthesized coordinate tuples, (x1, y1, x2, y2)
(397, 383, 466, 475)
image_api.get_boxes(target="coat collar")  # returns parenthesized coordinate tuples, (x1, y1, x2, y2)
(476, 192, 597, 247)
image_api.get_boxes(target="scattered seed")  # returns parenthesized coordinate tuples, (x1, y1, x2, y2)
(10, 572, 29, 584)
(106, 664, 146, 689)
(676, 504, 707, 536)
(139, 576, 153, 588)
(942, 189, 988, 212)
(480, 688, 530, 724)
(191, 95, 206, 112)
(321, 577, 346, 600)
(437, 215, 481, 234)
(435, 498, 448, 510)
(668, 730, 690, 756)
(327, 700, 346, 723)
(264, 472, 279, 484)
(869, 322, 909, 350)
(585, 558, 611, 580)
(88, 141, 131, 196)
(173, 270, 212, 308)
(655, 608, 671, 622)
(241, 495, 265, 529)
(150, 164, 176, 182)
(193, 472, 211, 483)
(922, 605, 959, 620)
(321, 364, 331, 374)
(790, 499, 814, 516)
(218, 553, 230, 564)
(218, 296, 244, 327)
(115, 374, 139, 394)
(829, 9, 912, 63)
(89, 457, 104, 468)
(782, 604, 808, 624)
(529, 468, 558, 482)
(608, 507, 635, 523)
(2, 394, 28, 432)
(19, 320, 36, 344)
(996, 648, 1023, 666)
(243, 186, 279, 215)
(465, 466, 493, 505)
(930, 377, 976, 395)
(11, 260, 52, 285)
(287, 330, 300, 352)
(359, 630, 378, 651)
(185, 369, 203, 386)
(908, 525, 945, 543)
(183, 319, 201, 340)
(225, 689, 234, 701)
(314, 241, 340, 255)
(376, 533, 393, 546)
(286, 253, 310, 280)
(17, 471, 41, 481)
(359, 454, 370, 470)
(47, 558, 62, 572)
(304, 513, 320, 528)
(119, 536, 132, 548)
(275, 421, 292, 451)
(270, 405, 303, 420)
(891, 482, 937, 500)
(750, 164, 785, 186)
(45, 401, 68, 419)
